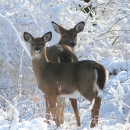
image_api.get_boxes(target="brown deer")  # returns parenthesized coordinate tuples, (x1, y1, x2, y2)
(45, 21, 85, 126)
(23, 31, 108, 128)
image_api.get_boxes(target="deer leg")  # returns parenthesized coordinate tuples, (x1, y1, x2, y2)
(69, 98, 81, 126)
(48, 95, 60, 127)
(60, 104, 64, 124)
(57, 97, 65, 124)
(45, 95, 51, 123)
(90, 96, 101, 128)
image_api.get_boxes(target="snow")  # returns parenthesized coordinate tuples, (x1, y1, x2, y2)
(0, 118, 47, 130)
(0, 0, 130, 129)
(10, 109, 19, 130)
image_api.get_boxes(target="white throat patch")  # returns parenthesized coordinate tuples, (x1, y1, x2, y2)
(32, 53, 41, 60)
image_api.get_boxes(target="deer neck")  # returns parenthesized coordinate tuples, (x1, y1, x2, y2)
(32, 47, 49, 78)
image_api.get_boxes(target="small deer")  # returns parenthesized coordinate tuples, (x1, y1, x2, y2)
(23, 31, 108, 128)
(46, 21, 85, 126)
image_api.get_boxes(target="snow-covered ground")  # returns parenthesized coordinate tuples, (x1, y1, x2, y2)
(0, 0, 130, 129)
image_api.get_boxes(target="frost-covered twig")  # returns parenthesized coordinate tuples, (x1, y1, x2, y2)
(9, 109, 19, 130)
(124, 36, 130, 80)
(94, 35, 123, 42)
(98, 13, 130, 37)
(98, 29, 130, 37)
(0, 14, 31, 59)
(18, 49, 24, 97)
(102, 0, 112, 16)
(0, 95, 19, 130)
(0, 95, 13, 113)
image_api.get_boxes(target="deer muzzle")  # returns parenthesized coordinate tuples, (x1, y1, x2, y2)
(35, 47, 41, 53)
(69, 41, 76, 47)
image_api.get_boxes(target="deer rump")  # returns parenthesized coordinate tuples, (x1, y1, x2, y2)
(40, 60, 106, 101)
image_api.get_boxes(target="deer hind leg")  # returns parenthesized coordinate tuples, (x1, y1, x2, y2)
(69, 98, 81, 126)
(90, 96, 101, 128)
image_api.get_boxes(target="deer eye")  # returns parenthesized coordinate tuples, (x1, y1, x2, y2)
(41, 43, 43, 46)
(73, 33, 77, 37)
(63, 35, 68, 38)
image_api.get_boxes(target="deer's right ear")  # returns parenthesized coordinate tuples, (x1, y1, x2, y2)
(23, 32, 34, 43)
(52, 21, 62, 34)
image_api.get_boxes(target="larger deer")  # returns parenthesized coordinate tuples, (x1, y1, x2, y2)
(23, 31, 108, 128)
(45, 21, 85, 126)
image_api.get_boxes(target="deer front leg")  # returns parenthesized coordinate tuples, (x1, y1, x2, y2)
(90, 96, 101, 128)
(57, 97, 65, 124)
(69, 98, 81, 126)
(45, 95, 51, 123)
(48, 95, 60, 127)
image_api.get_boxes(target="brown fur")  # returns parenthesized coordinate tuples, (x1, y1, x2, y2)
(46, 44, 78, 63)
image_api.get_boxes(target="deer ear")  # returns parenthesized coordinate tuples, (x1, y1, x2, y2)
(74, 21, 85, 33)
(23, 32, 34, 43)
(43, 32, 52, 43)
(52, 21, 62, 34)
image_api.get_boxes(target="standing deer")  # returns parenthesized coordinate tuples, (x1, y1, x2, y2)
(23, 31, 108, 128)
(45, 21, 85, 126)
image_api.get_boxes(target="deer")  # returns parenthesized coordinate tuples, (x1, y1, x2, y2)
(45, 21, 85, 126)
(23, 31, 108, 128)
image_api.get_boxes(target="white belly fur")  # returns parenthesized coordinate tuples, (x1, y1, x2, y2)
(59, 90, 80, 99)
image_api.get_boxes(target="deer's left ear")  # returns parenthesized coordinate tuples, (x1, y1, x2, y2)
(43, 32, 52, 43)
(74, 21, 85, 33)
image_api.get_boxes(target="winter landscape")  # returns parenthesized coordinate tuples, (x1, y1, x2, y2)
(0, 0, 130, 129)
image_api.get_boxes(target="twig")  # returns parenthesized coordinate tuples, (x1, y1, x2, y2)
(98, 13, 130, 37)
(98, 29, 130, 37)
(84, 7, 92, 25)
(18, 49, 24, 97)
(102, 0, 111, 15)
(112, 36, 119, 45)
(78, 2, 93, 26)
(124, 36, 129, 80)
(94, 34, 123, 42)
(0, 95, 13, 112)
(0, 95, 19, 130)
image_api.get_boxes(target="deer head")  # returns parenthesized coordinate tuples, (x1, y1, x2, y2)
(23, 32, 52, 59)
(52, 21, 85, 48)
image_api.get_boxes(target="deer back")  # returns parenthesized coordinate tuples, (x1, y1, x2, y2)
(46, 44, 78, 63)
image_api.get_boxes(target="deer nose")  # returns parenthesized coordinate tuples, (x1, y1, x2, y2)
(69, 41, 76, 47)
(35, 47, 40, 53)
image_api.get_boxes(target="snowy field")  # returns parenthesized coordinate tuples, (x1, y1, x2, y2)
(0, 0, 130, 129)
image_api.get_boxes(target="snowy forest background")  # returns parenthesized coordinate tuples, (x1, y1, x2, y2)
(0, 0, 130, 129)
